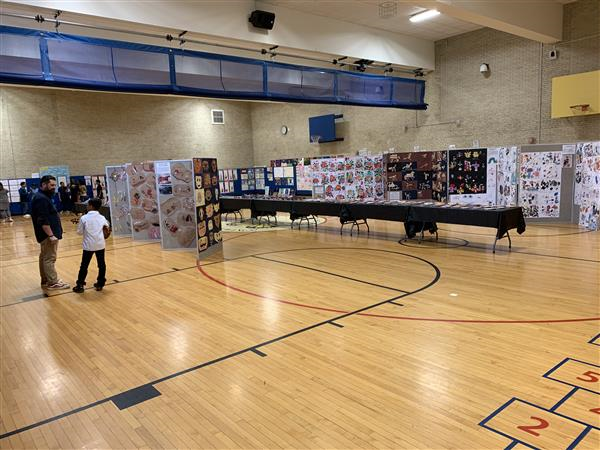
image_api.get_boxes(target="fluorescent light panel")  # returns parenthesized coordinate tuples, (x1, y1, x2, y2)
(409, 9, 440, 23)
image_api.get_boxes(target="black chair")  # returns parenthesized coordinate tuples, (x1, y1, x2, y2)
(222, 208, 243, 221)
(290, 212, 318, 229)
(339, 205, 369, 236)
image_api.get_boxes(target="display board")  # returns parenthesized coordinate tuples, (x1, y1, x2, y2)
(449, 148, 496, 204)
(296, 158, 314, 192)
(496, 147, 519, 206)
(255, 167, 266, 190)
(518, 151, 562, 218)
(310, 155, 385, 201)
(155, 160, 197, 250)
(240, 168, 255, 192)
(574, 141, 600, 230)
(271, 159, 296, 188)
(448, 149, 487, 196)
(0, 178, 26, 203)
(105, 165, 131, 236)
(193, 158, 222, 256)
(218, 169, 237, 194)
(385, 151, 447, 202)
(126, 162, 160, 240)
(39, 165, 69, 191)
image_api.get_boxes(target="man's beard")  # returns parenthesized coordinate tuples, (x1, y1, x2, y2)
(42, 187, 54, 197)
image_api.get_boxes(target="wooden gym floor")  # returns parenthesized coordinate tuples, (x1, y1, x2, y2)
(0, 213, 598, 449)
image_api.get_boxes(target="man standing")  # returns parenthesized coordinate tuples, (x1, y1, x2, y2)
(58, 181, 70, 213)
(31, 175, 70, 290)
(19, 182, 31, 218)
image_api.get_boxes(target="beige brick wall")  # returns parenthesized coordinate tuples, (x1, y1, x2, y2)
(0, 87, 254, 178)
(251, 0, 600, 165)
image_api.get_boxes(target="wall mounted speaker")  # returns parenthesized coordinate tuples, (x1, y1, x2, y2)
(249, 10, 275, 30)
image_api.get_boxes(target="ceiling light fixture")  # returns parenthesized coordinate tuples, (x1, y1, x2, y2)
(409, 9, 440, 23)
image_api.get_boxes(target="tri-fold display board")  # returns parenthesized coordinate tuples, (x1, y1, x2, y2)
(105, 157, 222, 257)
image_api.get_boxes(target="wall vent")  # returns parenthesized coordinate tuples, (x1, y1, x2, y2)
(211, 109, 225, 124)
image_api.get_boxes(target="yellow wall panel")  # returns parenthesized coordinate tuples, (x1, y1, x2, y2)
(551, 70, 600, 118)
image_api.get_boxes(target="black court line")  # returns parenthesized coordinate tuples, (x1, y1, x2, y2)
(329, 321, 344, 328)
(389, 301, 404, 306)
(0, 249, 440, 440)
(252, 255, 410, 294)
(1, 242, 160, 268)
(1, 254, 259, 308)
(250, 348, 268, 357)
(1, 266, 194, 308)
(399, 237, 469, 249)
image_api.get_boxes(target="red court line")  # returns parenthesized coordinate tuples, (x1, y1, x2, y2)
(197, 263, 600, 324)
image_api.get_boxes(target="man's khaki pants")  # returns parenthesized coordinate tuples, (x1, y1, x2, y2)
(39, 238, 59, 285)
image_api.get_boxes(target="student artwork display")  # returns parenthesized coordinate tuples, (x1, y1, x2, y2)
(296, 158, 314, 192)
(311, 155, 384, 201)
(449, 148, 507, 205)
(518, 151, 562, 218)
(385, 151, 447, 202)
(155, 160, 197, 250)
(271, 159, 296, 187)
(218, 169, 237, 194)
(193, 158, 222, 256)
(240, 168, 255, 192)
(126, 162, 160, 240)
(105, 165, 131, 236)
(448, 149, 487, 195)
(255, 167, 266, 190)
(574, 142, 600, 230)
(496, 147, 518, 206)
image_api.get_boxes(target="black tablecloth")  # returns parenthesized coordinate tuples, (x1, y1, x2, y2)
(219, 197, 526, 238)
(408, 205, 526, 238)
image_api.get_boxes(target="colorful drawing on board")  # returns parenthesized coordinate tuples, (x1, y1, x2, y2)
(193, 157, 222, 256)
(385, 151, 447, 202)
(518, 151, 562, 218)
(448, 149, 487, 196)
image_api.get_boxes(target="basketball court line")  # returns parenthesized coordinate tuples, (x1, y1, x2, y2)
(0, 253, 441, 440)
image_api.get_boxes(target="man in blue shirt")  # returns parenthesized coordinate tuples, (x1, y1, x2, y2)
(18, 182, 30, 218)
(31, 175, 70, 290)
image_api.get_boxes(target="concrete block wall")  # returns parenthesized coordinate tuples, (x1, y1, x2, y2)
(0, 87, 254, 178)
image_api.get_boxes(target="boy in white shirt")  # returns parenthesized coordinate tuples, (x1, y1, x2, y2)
(73, 198, 110, 293)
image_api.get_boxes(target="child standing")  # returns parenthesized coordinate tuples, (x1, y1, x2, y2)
(73, 198, 110, 293)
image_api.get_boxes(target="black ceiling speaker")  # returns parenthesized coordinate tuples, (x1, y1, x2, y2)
(249, 10, 275, 30)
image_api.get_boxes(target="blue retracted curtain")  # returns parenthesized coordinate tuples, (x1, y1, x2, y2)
(0, 25, 427, 109)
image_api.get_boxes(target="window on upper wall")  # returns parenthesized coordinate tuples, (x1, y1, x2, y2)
(211, 109, 225, 124)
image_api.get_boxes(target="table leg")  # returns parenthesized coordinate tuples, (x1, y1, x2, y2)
(507, 230, 512, 249)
